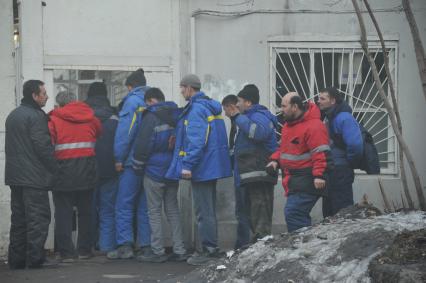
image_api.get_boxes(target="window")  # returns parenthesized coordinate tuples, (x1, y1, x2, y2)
(270, 42, 398, 174)
(53, 70, 131, 106)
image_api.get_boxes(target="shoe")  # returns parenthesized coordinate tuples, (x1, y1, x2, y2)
(60, 257, 75, 264)
(168, 253, 190, 262)
(136, 245, 151, 257)
(117, 244, 134, 259)
(78, 253, 93, 260)
(106, 249, 119, 260)
(28, 258, 59, 269)
(137, 249, 168, 263)
(186, 247, 220, 266)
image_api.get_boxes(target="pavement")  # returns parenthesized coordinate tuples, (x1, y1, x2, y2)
(0, 256, 197, 283)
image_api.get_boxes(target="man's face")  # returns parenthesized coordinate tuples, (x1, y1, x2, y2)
(281, 97, 296, 121)
(33, 85, 48, 107)
(237, 97, 251, 113)
(318, 92, 335, 111)
(222, 104, 235, 118)
(180, 85, 192, 101)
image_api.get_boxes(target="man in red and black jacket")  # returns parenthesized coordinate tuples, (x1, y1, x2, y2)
(49, 91, 101, 261)
(267, 92, 333, 232)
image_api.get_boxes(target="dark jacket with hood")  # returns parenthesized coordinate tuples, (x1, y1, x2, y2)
(86, 95, 118, 183)
(132, 101, 179, 182)
(5, 97, 58, 189)
(325, 101, 363, 167)
(166, 92, 232, 182)
(48, 101, 102, 191)
(233, 104, 278, 187)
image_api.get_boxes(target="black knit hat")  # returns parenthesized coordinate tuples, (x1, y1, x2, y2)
(125, 68, 146, 87)
(237, 84, 259, 104)
(88, 82, 107, 97)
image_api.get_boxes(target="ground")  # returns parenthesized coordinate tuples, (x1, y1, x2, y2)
(0, 256, 196, 283)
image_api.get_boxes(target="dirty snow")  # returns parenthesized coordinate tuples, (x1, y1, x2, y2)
(170, 209, 426, 283)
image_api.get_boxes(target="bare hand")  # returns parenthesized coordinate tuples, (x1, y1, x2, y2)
(115, 162, 124, 172)
(266, 161, 278, 170)
(314, 178, 326, 190)
(181, 169, 192, 179)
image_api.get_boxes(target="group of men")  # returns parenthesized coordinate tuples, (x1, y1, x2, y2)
(4, 68, 363, 269)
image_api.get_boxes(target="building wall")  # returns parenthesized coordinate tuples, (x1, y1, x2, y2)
(1, 0, 426, 256)
(0, 0, 17, 257)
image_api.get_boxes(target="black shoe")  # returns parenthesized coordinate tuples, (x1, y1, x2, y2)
(28, 258, 59, 269)
(168, 253, 190, 262)
(186, 247, 220, 266)
(137, 249, 168, 263)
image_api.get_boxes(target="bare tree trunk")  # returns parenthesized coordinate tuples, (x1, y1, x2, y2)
(363, 0, 414, 209)
(402, 0, 426, 103)
(378, 178, 392, 213)
(351, 0, 426, 211)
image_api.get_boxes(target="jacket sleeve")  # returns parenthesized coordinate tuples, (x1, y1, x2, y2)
(31, 115, 58, 174)
(234, 112, 273, 142)
(181, 107, 209, 172)
(114, 97, 140, 163)
(132, 113, 156, 174)
(306, 121, 333, 179)
(93, 117, 103, 138)
(337, 113, 364, 165)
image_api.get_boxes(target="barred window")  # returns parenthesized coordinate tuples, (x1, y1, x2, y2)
(270, 42, 397, 174)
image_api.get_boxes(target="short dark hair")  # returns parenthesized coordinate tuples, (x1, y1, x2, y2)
(144, 87, 165, 102)
(321, 87, 343, 104)
(289, 95, 306, 111)
(125, 68, 146, 87)
(221, 94, 238, 106)
(23, 80, 44, 98)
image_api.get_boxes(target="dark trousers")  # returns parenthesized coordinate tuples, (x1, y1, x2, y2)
(285, 192, 320, 232)
(8, 186, 51, 269)
(322, 165, 355, 218)
(235, 182, 274, 248)
(53, 190, 93, 258)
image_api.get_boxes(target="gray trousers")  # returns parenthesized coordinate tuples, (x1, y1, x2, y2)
(144, 176, 186, 255)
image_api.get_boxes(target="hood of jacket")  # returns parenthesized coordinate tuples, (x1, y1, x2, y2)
(50, 101, 96, 123)
(245, 104, 278, 128)
(287, 101, 321, 127)
(190, 92, 222, 115)
(325, 101, 353, 121)
(85, 95, 116, 121)
(146, 101, 178, 127)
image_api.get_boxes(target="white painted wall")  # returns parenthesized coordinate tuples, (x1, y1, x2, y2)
(0, 0, 17, 257)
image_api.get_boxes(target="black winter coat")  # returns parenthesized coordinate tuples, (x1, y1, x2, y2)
(5, 100, 58, 189)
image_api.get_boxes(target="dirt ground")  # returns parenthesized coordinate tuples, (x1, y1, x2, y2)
(0, 256, 196, 283)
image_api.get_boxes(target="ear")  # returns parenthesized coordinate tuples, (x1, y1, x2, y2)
(32, 92, 38, 100)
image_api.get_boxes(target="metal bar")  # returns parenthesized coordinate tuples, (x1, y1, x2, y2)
(355, 63, 388, 120)
(372, 123, 391, 138)
(296, 47, 311, 97)
(332, 48, 335, 86)
(310, 49, 318, 97)
(338, 48, 345, 90)
(287, 48, 308, 99)
(377, 151, 395, 155)
(274, 49, 298, 92)
(375, 135, 394, 145)
(320, 48, 326, 90)
(346, 49, 355, 104)
(352, 48, 380, 111)
(271, 57, 291, 95)
(350, 51, 365, 97)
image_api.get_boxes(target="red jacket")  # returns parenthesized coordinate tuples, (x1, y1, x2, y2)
(270, 102, 332, 196)
(49, 102, 102, 160)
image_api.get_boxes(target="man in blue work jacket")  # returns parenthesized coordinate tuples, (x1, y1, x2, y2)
(112, 68, 151, 259)
(166, 74, 232, 266)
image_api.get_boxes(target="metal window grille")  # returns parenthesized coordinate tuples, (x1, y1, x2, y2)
(270, 43, 398, 174)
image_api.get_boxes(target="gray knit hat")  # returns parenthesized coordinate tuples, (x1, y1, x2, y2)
(180, 74, 201, 89)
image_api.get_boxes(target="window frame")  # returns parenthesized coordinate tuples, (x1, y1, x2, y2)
(268, 37, 399, 175)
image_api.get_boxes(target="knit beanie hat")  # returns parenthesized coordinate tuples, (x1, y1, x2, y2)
(237, 84, 259, 104)
(125, 68, 146, 87)
(87, 82, 107, 97)
(180, 74, 201, 89)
